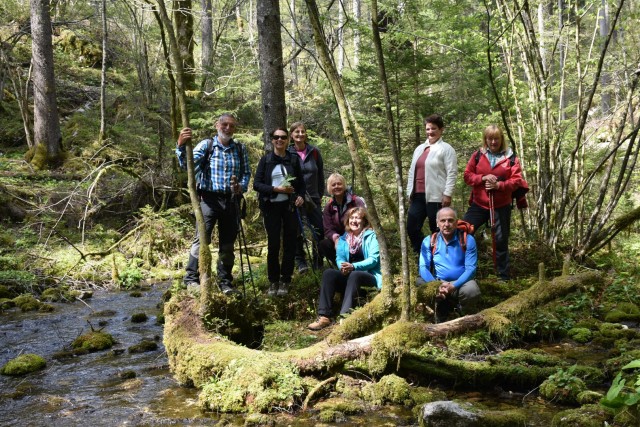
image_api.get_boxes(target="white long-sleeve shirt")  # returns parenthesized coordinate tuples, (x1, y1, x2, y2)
(406, 138, 458, 202)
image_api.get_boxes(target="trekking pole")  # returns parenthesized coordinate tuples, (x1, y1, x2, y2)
(488, 190, 498, 275)
(231, 176, 256, 300)
(295, 208, 319, 277)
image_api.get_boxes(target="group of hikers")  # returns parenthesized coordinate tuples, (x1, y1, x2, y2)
(175, 113, 528, 330)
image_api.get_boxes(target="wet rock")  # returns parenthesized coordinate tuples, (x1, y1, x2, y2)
(128, 339, 158, 353)
(1, 353, 47, 376)
(420, 401, 478, 427)
(120, 370, 137, 379)
(131, 312, 148, 323)
(72, 331, 115, 352)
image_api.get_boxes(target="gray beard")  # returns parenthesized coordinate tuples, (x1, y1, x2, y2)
(218, 132, 232, 144)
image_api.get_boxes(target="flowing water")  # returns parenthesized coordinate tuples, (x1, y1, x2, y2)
(1, 283, 567, 426)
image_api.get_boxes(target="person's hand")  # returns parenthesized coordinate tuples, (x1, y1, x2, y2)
(177, 128, 192, 147)
(340, 262, 354, 275)
(484, 180, 500, 191)
(442, 195, 452, 207)
(437, 281, 454, 299)
(230, 175, 242, 195)
(275, 185, 294, 194)
(294, 196, 304, 207)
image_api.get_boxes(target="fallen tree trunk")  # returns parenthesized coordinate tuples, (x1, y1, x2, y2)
(165, 271, 603, 384)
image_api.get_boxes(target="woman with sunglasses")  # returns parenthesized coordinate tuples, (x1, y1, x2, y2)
(254, 127, 305, 296)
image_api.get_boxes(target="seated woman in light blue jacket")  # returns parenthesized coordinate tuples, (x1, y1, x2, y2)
(307, 207, 381, 330)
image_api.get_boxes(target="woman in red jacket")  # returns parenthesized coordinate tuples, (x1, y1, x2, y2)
(463, 125, 524, 281)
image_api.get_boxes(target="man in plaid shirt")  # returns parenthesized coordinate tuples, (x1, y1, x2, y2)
(176, 113, 251, 295)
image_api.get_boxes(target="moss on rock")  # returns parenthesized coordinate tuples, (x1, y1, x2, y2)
(551, 404, 611, 427)
(1, 353, 46, 376)
(198, 355, 304, 413)
(128, 339, 158, 353)
(604, 302, 640, 323)
(0, 298, 16, 309)
(314, 397, 365, 414)
(568, 327, 593, 343)
(362, 374, 412, 406)
(0, 284, 11, 298)
(539, 368, 586, 405)
(72, 331, 115, 352)
(131, 312, 148, 323)
(13, 294, 42, 311)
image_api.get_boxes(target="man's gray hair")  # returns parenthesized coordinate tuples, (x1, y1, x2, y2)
(436, 207, 458, 221)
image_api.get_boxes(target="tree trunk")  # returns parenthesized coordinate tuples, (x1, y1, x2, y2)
(303, 0, 392, 297)
(165, 271, 603, 388)
(257, 0, 287, 150)
(370, 0, 410, 320)
(173, 0, 196, 91)
(154, 0, 213, 309)
(200, 0, 213, 91)
(99, 0, 107, 142)
(29, 0, 64, 169)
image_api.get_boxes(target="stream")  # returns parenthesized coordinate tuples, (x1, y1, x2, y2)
(1, 282, 568, 426)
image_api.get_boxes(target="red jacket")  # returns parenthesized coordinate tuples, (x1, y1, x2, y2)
(464, 149, 524, 209)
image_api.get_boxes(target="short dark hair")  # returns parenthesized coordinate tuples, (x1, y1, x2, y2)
(270, 127, 289, 138)
(423, 114, 444, 129)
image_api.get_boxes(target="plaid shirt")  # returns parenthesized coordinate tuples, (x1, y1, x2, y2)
(176, 136, 250, 193)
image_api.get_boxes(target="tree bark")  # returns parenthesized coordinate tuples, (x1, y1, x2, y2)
(154, 0, 213, 309)
(303, 0, 392, 298)
(370, 0, 410, 320)
(257, 0, 287, 150)
(29, 0, 64, 169)
(200, 0, 213, 91)
(173, 0, 196, 91)
(99, 0, 107, 142)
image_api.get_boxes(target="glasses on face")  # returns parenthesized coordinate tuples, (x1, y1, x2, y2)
(272, 135, 288, 140)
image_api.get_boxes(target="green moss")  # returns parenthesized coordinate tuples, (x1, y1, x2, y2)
(244, 413, 275, 426)
(409, 387, 448, 406)
(362, 374, 412, 406)
(368, 321, 426, 375)
(131, 312, 148, 323)
(315, 397, 365, 414)
(1, 353, 46, 376)
(487, 348, 562, 367)
(41, 288, 63, 302)
(551, 404, 611, 427)
(39, 303, 55, 312)
(604, 350, 640, 373)
(13, 294, 42, 311)
(71, 331, 115, 352)
(605, 302, 640, 323)
(576, 390, 602, 404)
(568, 327, 593, 343)
(0, 298, 16, 309)
(538, 367, 586, 405)
(120, 370, 137, 379)
(599, 322, 638, 340)
(199, 355, 304, 413)
(318, 409, 345, 423)
(128, 339, 158, 353)
(0, 284, 11, 298)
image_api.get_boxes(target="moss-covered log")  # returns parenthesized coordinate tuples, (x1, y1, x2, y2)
(165, 271, 603, 387)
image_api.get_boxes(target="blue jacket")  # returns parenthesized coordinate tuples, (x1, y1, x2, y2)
(336, 228, 382, 289)
(419, 231, 477, 288)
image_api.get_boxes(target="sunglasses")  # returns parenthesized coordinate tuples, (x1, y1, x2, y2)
(272, 135, 288, 140)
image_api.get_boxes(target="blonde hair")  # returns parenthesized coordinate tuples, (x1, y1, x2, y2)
(343, 207, 371, 232)
(483, 125, 507, 152)
(326, 173, 347, 195)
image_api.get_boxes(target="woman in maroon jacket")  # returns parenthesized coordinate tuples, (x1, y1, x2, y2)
(318, 173, 366, 268)
(463, 125, 524, 281)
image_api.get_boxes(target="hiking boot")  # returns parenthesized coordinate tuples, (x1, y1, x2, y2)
(185, 282, 199, 293)
(277, 282, 290, 296)
(307, 316, 332, 331)
(220, 282, 241, 297)
(267, 282, 279, 296)
(297, 263, 310, 274)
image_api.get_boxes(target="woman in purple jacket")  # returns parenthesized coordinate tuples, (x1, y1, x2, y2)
(318, 173, 365, 268)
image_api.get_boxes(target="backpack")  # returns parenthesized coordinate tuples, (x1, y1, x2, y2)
(430, 220, 475, 255)
(473, 150, 529, 209)
(196, 137, 246, 191)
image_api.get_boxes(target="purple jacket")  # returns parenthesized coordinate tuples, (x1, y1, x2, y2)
(322, 192, 366, 243)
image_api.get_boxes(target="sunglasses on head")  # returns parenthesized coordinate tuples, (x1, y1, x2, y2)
(272, 135, 288, 140)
